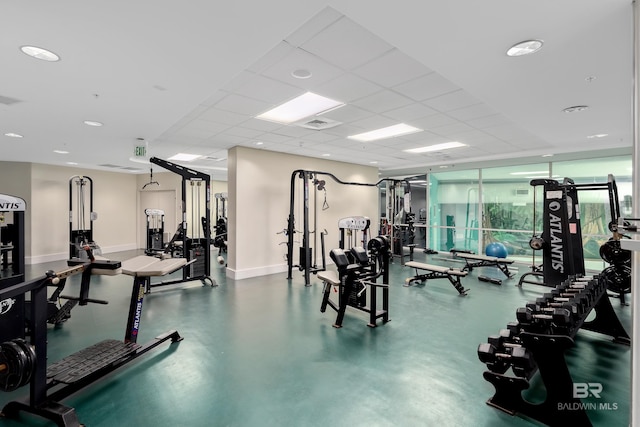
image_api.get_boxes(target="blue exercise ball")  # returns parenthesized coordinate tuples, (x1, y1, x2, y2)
(485, 242, 508, 258)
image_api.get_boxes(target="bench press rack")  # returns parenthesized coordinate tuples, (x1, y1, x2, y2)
(0, 258, 182, 426)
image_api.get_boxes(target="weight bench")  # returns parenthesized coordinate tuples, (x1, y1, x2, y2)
(454, 252, 515, 278)
(121, 255, 190, 293)
(404, 261, 468, 296)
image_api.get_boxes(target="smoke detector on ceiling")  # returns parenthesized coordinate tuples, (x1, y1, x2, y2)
(296, 117, 342, 130)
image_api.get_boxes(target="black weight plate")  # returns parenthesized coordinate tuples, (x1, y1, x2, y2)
(599, 239, 631, 266)
(603, 265, 632, 294)
(0, 342, 25, 391)
(12, 338, 35, 386)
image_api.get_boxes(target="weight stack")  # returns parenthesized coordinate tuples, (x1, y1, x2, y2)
(189, 247, 206, 277)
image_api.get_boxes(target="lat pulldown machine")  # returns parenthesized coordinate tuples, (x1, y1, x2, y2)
(148, 157, 215, 289)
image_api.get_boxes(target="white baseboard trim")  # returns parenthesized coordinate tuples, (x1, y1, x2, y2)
(26, 243, 137, 265)
(226, 263, 288, 280)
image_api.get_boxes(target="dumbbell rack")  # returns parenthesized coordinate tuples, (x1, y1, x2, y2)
(0, 262, 182, 426)
(478, 274, 630, 427)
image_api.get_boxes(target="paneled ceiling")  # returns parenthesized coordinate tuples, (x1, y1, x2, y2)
(0, 1, 633, 181)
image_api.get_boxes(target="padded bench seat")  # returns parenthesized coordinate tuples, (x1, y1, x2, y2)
(317, 270, 340, 286)
(121, 255, 188, 277)
(454, 252, 514, 264)
(405, 261, 467, 276)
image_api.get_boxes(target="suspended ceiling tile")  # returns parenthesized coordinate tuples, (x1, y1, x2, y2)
(301, 16, 393, 71)
(272, 125, 314, 138)
(323, 123, 369, 138)
(321, 104, 376, 124)
(247, 41, 295, 74)
(430, 122, 475, 137)
(232, 73, 302, 105)
(301, 131, 342, 143)
(411, 113, 458, 130)
(314, 73, 382, 103)
(350, 115, 398, 131)
(239, 118, 284, 132)
(447, 103, 498, 122)
(424, 90, 481, 113)
(255, 132, 292, 143)
(198, 108, 249, 126)
(222, 126, 264, 139)
(383, 102, 439, 122)
(464, 114, 513, 129)
(261, 47, 344, 89)
(215, 93, 271, 116)
(352, 90, 413, 114)
(354, 49, 431, 88)
(393, 73, 459, 101)
(285, 6, 343, 47)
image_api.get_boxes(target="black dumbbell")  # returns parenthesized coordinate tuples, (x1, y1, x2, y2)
(516, 306, 572, 326)
(532, 297, 583, 319)
(477, 342, 535, 378)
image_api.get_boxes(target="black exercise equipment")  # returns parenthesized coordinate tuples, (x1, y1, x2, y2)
(517, 175, 633, 304)
(144, 208, 165, 255)
(478, 274, 630, 426)
(0, 194, 26, 344)
(0, 255, 182, 426)
(69, 176, 101, 260)
(318, 236, 391, 328)
(286, 170, 410, 286)
(338, 216, 370, 250)
(148, 157, 215, 288)
(404, 261, 468, 295)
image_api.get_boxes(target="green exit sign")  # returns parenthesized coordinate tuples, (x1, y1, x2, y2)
(134, 146, 146, 157)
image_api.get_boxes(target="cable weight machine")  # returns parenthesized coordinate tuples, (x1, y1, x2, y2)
(286, 170, 411, 286)
(148, 157, 215, 288)
(69, 176, 101, 259)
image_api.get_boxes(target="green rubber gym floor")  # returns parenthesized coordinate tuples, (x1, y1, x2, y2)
(0, 250, 632, 426)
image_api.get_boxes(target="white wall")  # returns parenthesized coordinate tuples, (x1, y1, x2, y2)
(228, 146, 379, 280)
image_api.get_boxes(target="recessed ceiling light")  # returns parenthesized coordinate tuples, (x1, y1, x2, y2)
(254, 141, 264, 146)
(321, 153, 331, 157)
(563, 105, 589, 113)
(20, 45, 60, 62)
(587, 133, 608, 139)
(291, 69, 312, 79)
(83, 120, 103, 127)
(348, 123, 423, 142)
(4, 132, 23, 138)
(53, 150, 69, 154)
(506, 40, 543, 57)
(404, 141, 467, 154)
(168, 153, 201, 162)
(541, 154, 554, 157)
(256, 92, 344, 124)
(66, 162, 78, 165)
(439, 165, 449, 169)
(369, 161, 378, 164)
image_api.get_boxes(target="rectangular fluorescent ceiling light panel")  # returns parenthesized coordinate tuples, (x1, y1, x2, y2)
(256, 92, 344, 124)
(348, 123, 422, 142)
(404, 141, 467, 153)
(168, 153, 201, 162)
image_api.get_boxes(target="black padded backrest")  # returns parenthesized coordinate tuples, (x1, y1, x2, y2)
(350, 247, 368, 265)
(329, 248, 350, 268)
